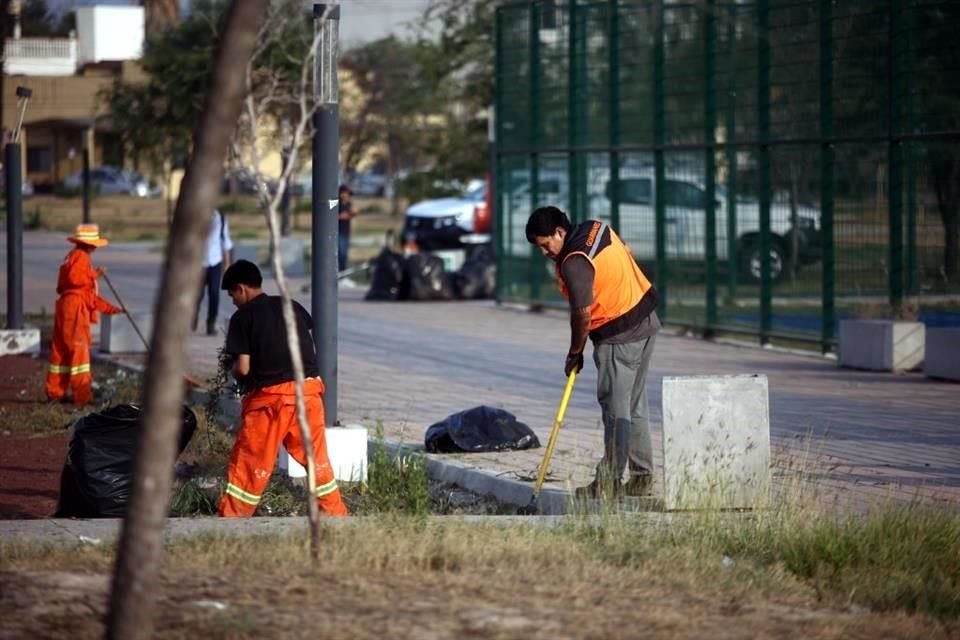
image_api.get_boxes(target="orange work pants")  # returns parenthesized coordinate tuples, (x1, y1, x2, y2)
(46, 292, 93, 406)
(218, 378, 349, 517)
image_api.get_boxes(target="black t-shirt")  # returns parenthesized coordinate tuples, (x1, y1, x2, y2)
(338, 200, 352, 236)
(225, 293, 319, 391)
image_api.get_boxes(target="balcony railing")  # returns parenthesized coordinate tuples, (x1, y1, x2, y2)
(4, 37, 78, 75)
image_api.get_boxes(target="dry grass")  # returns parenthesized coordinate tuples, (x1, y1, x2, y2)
(1, 514, 956, 639)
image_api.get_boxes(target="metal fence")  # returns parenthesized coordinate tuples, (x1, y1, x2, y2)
(494, 0, 960, 349)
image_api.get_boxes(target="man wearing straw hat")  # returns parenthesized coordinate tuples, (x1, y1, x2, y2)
(46, 223, 123, 407)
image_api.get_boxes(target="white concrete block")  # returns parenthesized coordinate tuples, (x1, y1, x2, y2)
(276, 237, 305, 277)
(838, 319, 925, 372)
(924, 328, 960, 382)
(662, 374, 771, 511)
(278, 424, 368, 483)
(99, 312, 152, 353)
(0, 328, 41, 355)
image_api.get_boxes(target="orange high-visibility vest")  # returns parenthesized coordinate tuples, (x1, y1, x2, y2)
(557, 220, 657, 342)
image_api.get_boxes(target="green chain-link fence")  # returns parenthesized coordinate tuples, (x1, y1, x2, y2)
(494, 0, 960, 349)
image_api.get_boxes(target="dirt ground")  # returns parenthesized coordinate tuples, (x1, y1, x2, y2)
(0, 354, 70, 519)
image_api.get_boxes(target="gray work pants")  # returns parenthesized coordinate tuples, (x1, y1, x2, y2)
(592, 334, 656, 482)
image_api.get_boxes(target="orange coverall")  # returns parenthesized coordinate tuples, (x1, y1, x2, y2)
(218, 377, 349, 517)
(46, 247, 121, 406)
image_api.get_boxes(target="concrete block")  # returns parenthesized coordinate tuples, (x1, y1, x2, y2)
(0, 328, 40, 355)
(276, 237, 305, 277)
(838, 319, 925, 372)
(278, 424, 368, 483)
(662, 374, 771, 511)
(924, 328, 960, 381)
(231, 243, 261, 266)
(100, 312, 152, 353)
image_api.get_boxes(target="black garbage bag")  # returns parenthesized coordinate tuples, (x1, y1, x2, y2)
(365, 246, 409, 301)
(455, 258, 496, 300)
(424, 406, 540, 453)
(55, 404, 197, 518)
(406, 253, 455, 301)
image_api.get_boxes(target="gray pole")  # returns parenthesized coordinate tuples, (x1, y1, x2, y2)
(312, 3, 340, 426)
(5, 142, 23, 329)
(82, 145, 91, 223)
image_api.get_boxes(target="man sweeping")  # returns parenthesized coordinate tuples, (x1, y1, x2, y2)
(526, 206, 660, 499)
(218, 259, 348, 517)
(46, 223, 123, 407)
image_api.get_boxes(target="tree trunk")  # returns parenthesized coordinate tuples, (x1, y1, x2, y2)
(105, 2, 267, 639)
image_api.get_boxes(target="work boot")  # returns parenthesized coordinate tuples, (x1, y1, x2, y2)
(622, 473, 654, 497)
(574, 477, 621, 500)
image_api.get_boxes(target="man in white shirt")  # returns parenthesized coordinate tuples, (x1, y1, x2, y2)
(194, 209, 234, 335)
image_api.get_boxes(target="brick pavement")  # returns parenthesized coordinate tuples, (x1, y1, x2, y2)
(8, 232, 958, 511)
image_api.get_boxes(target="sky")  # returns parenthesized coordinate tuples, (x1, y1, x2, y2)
(45, 0, 435, 49)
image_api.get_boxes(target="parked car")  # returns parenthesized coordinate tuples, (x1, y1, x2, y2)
(402, 178, 489, 252)
(62, 165, 159, 198)
(502, 168, 822, 283)
(350, 171, 393, 198)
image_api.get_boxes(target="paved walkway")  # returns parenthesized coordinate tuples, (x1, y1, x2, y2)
(5, 231, 959, 513)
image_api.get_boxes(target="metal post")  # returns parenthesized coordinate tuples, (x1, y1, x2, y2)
(494, 8, 505, 301)
(608, 0, 621, 234)
(82, 143, 91, 224)
(312, 3, 340, 426)
(887, 0, 904, 308)
(704, 0, 718, 331)
(903, 0, 916, 298)
(654, 0, 667, 318)
(820, 0, 835, 353)
(5, 86, 31, 331)
(725, 2, 738, 304)
(529, 1, 542, 302)
(757, 0, 772, 344)
(5, 142, 23, 329)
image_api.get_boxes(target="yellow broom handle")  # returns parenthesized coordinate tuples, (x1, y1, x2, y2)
(534, 370, 577, 495)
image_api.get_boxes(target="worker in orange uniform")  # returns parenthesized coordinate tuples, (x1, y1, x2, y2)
(217, 259, 348, 517)
(46, 223, 123, 406)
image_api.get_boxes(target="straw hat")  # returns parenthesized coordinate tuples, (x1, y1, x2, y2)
(67, 223, 109, 248)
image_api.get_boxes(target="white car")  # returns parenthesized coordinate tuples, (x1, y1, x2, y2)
(402, 179, 489, 252)
(593, 170, 821, 282)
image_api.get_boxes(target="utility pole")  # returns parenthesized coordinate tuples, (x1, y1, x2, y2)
(5, 86, 31, 330)
(311, 3, 340, 426)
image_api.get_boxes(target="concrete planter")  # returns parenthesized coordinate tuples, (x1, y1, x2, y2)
(278, 425, 369, 483)
(100, 312, 152, 354)
(661, 374, 771, 511)
(0, 328, 40, 355)
(838, 319, 925, 372)
(924, 327, 960, 382)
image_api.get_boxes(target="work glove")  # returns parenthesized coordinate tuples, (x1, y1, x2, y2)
(564, 351, 584, 377)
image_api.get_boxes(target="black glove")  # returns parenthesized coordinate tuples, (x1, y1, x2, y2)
(564, 351, 584, 377)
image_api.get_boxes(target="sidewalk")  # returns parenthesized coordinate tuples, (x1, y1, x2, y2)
(7, 232, 959, 514)
(145, 287, 960, 513)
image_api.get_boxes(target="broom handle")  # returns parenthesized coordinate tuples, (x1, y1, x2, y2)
(533, 369, 577, 496)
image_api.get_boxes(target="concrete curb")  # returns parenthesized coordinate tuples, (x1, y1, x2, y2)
(380, 441, 571, 515)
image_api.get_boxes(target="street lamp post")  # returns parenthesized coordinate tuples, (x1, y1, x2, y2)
(312, 3, 340, 426)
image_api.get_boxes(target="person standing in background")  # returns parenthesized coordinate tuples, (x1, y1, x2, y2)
(195, 209, 233, 335)
(338, 184, 358, 272)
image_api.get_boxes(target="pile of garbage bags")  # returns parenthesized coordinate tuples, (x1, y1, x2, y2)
(365, 245, 496, 302)
(55, 404, 197, 518)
